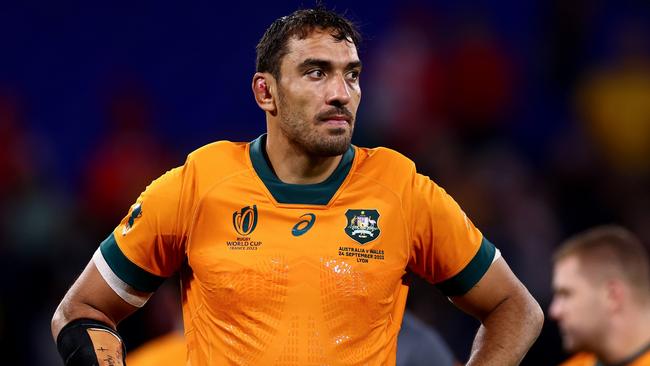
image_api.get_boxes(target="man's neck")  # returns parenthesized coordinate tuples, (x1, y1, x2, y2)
(598, 306, 650, 365)
(265, 132, 343, 185)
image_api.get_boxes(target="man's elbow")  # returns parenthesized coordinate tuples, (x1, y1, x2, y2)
(51, 299, 73, 340)
(522, 291, 544, 338)
(50, 297, 102, 340)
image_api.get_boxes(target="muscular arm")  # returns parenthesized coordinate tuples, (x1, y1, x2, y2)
(450, 257, 544, 366)
(51, 260, 139, 340)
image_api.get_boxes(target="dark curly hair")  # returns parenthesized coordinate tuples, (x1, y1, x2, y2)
(255, 6, 361, 80)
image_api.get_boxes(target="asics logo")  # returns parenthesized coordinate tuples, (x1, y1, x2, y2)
(292, 213, 316, 236)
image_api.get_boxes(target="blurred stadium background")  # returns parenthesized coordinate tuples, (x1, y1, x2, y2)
(1, 1, 649, 365)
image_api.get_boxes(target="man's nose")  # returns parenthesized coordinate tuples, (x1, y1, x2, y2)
(326, 74, 351, 106)
(548, 299, 561, 320)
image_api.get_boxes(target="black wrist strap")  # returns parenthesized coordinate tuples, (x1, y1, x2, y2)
(56, 318, 126, 366)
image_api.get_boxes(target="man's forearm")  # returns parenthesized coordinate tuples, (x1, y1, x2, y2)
(465, 292, 544, 366)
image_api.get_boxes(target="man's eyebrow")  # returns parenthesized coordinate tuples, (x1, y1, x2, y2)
(298, 58, 332, 71)
(298, 58, 363, 71)
(346, 60, 362, 71)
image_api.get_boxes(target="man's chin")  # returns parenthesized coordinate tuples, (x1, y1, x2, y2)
(562, 336, 588, 354)
(563, 339, 577, 353)
(309, 136, 351, 157)
(320, 124, 350, 137)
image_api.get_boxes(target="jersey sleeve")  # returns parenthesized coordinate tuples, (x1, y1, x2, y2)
(558, 353, 597, 366)
(407, 171, 499, 296)
(93, 160, 195, 307)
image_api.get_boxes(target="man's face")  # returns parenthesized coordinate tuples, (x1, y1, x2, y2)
(549, 256, 608, 353)
(274, 29, 362, 157)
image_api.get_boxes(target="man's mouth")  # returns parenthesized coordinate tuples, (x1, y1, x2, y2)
(321, 115, 350, 126)
(316, 107, 353, 125)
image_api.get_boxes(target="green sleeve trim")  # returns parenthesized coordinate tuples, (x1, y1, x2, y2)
(99, 233, 166, 292)
(435, 237, 496, 296)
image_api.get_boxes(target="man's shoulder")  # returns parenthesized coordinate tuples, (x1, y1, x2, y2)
(177, 140, 252, 192)
(355, 145, 415, 173)
(186, 140, 250, 170)
(559, 353, 596, 366)
(188, 140, 248, 160)
(352, 146, 420, 194)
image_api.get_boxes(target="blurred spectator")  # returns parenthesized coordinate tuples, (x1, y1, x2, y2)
(543, 0, 600, 90)
(0, 91, 36, 201)
(362, 5, 448, 149)
(81, 82, 173, 230)
(576, 20, 650, 177)
(446, 16, 517, 141)
(460, 145, 559, 303)
(0, 90, 77, 364)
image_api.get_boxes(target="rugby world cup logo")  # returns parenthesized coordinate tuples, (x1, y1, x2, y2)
(232, 205, 258, 236)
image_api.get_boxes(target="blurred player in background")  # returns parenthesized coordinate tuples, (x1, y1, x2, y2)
(51, 6, 542, 365)
(550, 225, 650, 366)
(396, 310, 459, 366)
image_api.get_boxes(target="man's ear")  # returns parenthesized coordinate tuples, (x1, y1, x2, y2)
(252, 72, 277, 115)
(605, 279, 626, 313)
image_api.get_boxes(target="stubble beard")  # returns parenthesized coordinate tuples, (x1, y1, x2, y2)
(277, 90, 354, 157)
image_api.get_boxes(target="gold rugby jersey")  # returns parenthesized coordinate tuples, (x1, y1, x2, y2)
(93, 134, 498, 366)
(559, 348, 650, 366)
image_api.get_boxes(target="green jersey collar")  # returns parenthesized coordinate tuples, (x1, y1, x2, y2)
(249, 134, 355, 205)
